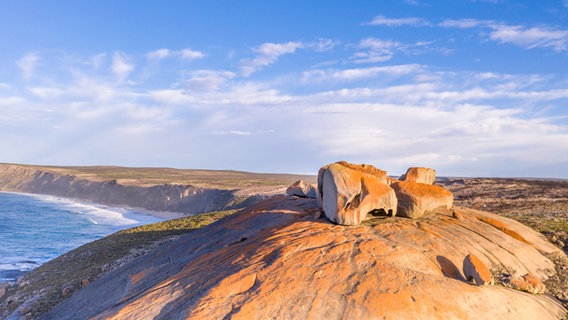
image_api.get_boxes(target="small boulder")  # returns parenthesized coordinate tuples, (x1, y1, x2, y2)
(391, 181, 453, 219)
(463, 254, 493, 286)
(319, 162, 397, 226)
(286, 180, 317, 199)
(452, 210, 463, 220)
(509, 273, 546, 294)
(399, 167, 436, 184)
(61, 284, 74, 297)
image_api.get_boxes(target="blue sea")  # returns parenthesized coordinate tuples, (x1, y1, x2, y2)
(0, 192, 162, 283)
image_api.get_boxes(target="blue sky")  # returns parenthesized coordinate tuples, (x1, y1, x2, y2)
(1, 0, 568, 177)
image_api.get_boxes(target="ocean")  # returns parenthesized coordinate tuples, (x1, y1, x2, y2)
(0, 192, 162, 283)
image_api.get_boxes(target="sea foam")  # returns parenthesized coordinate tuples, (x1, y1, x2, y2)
(0, 192, 163, 282)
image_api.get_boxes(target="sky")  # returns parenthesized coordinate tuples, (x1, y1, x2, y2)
(1, 0, 568, 178)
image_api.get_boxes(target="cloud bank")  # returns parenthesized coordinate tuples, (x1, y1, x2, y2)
(1, 16, 567, 178)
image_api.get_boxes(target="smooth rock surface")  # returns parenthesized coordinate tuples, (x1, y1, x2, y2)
(42, 197, 567, 320)
(391, 181, 453, 219)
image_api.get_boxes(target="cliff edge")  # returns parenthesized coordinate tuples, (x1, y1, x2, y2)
(0, 163, 315, 214)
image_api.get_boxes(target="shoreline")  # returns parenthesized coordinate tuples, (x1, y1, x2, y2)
(0, 191, 187, 283)
(0, 191, 187, 221)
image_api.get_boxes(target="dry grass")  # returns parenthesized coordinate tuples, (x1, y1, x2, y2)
(6, 163, 317, 189)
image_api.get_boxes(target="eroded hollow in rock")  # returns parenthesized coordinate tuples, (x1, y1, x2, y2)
(367, 208, 394, 218)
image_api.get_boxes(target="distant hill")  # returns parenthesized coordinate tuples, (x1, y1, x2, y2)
(0, 163, 316, 215)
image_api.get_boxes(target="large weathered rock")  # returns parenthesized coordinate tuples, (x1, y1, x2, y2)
(42, 197, 567, 320)
(399, 167, 436, 184)
(317, 162, 388, 204)
(391, 181, 453, 219)
(463, 253, 494, 285)
(318, 162, 396, 225)
(286, 180, 317, 199)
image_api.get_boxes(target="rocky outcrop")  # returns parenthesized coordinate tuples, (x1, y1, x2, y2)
(391, 181, 454, 219)
(399, 167, 436, 184)
(41, 197, 567, 320)
(286, 180, 317, 199)
(318, 162, 453, 224)
(318, 162, 396, 225)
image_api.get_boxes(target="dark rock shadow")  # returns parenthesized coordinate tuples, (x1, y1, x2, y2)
(436, 256, 466, 282)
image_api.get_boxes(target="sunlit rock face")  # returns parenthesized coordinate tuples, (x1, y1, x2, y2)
(318, 162, 453, 223)
(318, 162, 397, 226)
(391, 180, 454, 219)
(399, 167, 437, 185)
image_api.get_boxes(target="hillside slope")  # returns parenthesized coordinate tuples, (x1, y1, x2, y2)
(40, 196, 567, 319)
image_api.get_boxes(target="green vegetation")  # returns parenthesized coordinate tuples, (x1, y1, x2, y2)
(0, 209, 237, 318)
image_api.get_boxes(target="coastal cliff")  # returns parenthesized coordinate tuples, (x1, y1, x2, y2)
(0, 163, 313, 215)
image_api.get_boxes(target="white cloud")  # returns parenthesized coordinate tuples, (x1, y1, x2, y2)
(488, 24, 568, 51)
(302, 64, 423, 83)
(29, 87, 64, 100)
(439, 18, 489, 29)
(367, 15, 430, 27)
(212, 130, 252, 136)
(241, 41, 303, 76)
(111, 52, 134, 82)
(439, 19, 568, 51)
(179, 48, 205, 61)
(0, 96, 25, 106)
(352, 38, 403, 63)
(183, 70, 236, 92)
(147, 48, 170, 60)
(89, 53, 107, 69)
(2, 48, 568, 178)
(16, 53, 40, 80)
(307, 38, 340, 52)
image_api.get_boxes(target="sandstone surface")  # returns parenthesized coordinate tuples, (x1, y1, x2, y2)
(318, 162, 396, 225)
(399, 167, 437, 184)
(41, 197, 567, 320)
(391, 181, 454, 219)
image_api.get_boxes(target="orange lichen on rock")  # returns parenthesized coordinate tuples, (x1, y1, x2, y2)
(391, 181, 454, 219)
(475, 215, 530, 244)
(399, 167, 437, 184)
(317, 162, 456, 224)
(463, 253, 494, 286)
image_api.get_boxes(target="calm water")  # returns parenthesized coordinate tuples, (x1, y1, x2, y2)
(0, 192, 162, 282)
